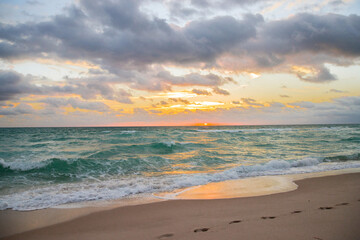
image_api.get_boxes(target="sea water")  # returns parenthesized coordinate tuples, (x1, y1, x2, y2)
(0, 124, 359, 210)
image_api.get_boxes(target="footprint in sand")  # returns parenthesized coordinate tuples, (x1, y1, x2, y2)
(194, 228, 209, 233)
(261, 216, 276, 219)
(319, 207, 333, 210)
(291, 210, 302, 214)
(229, 220, 242, 224)
(158, 233, 174, 239)
(335, 202, 349, 206)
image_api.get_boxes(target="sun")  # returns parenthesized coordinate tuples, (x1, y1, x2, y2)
(192, 122, 219, 126)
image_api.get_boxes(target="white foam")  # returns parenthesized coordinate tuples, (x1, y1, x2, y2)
(1, 158, 360, 211)
(121, 130, 136, 134)
(162, 141, 176, 147)
(196, 129, 243, 133)
(0, 158, 47, 171)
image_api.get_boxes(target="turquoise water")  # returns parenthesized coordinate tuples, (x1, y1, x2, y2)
(0, 124, 360, 210)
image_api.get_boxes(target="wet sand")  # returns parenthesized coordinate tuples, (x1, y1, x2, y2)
(1, 171, 360, 240)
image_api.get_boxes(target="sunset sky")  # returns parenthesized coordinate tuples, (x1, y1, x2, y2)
(0, 0, 359, 127)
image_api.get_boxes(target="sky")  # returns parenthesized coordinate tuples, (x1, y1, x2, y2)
(0, 0, 360, 127)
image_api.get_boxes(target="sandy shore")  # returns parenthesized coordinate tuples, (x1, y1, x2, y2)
(1, 172, 360, 240)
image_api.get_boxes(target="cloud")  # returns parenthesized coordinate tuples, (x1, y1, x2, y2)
(0, 70, 42, 101)
(192, 88, 212, 95)
(294, 66, 337, 83)
(2, 95, 360, 126)
(169, 98, 191, 104)
(212, 86, 230, 95)
(252, 13, 360, 57)
(329, 89, 348, 93)
(0, 1, 263, 67)
(190, 0, 269, 8)
(0, 1, 359, 85)
(154, 71, 233, 90)
(0, 71, 25, 101)
(0, 103, 35, 115)
(26, 0, 41, 5)
(41, 97, 111, 112)
(0, 70, 133, 104)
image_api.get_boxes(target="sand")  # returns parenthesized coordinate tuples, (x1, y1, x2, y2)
(1, 172, 360, 240)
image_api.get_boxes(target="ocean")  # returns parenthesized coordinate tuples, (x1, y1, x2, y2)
(1, 124, 359, 211)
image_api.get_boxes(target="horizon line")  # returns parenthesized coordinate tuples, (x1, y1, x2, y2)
(0, 123, 359, 128)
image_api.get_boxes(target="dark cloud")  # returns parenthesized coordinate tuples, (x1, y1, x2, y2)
(0, 1, 262, 66)
(0, 71, 25, 101)
(0, 1, 359, 86)
(0, 70, 41, 101)
(250, 13, 360, 57)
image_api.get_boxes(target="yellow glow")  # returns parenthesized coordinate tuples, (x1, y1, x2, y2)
(249, 72, 261, 79)
(192, 101, 224, 107)
(28, 102, 44, 110)
(292, 65, 316, 74)
(147, 91, 197, 99)
(36, 58, 99, 70)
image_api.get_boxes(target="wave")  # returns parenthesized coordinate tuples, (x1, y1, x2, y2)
(195, 127, 298, 133)
(1, 152, 360, 210)
(341, 137, 360, 142)
(323, 153, 360, 162)
(196, 129, 244, 133)
(0, 156, 169, 180)
(113, 141, 193, 154)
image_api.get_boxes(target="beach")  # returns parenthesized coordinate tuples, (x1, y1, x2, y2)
(1, 171, 359, 240)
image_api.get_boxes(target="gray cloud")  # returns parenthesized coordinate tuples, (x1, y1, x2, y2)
(212, 86, 230, 95)
(0, 1, 359, 87)
(191, 0, 269, 8)
(156, 71, 232, 87)
(0, 70, 133, 104)
(295, 66, 337, 83)
(41, 97, 111, 112)
(169, 98, 190, 104)
(0, 71, 25, 101)
(0, 70, 42, 101)
(329, 89, 347, 93)
(0, 1, 262, 66)
(248, 13, 360, 57)
(26, 0, 41, 5)
(0, 103, 35, 115)
(241, 98, 264, 107)
(192, 88, 212, 95)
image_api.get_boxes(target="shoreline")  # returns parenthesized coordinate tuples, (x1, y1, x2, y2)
(1, 168, 360, 239)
